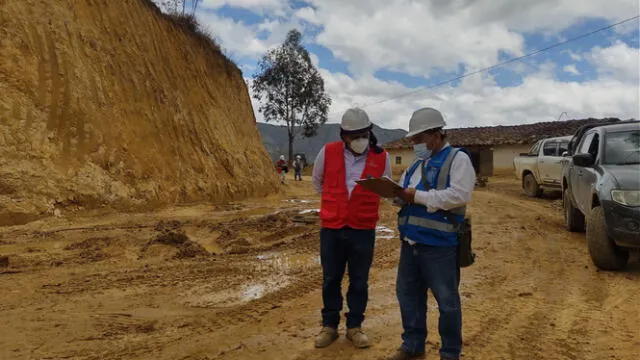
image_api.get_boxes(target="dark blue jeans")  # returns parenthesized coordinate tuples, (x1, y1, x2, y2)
(396, 241, 462, 358)
(320, 227, 375, 329)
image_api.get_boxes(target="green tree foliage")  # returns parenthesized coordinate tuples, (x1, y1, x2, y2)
(252, 29, 332, 163)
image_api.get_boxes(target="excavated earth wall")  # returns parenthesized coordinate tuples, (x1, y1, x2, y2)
(0, 0, 279, 225)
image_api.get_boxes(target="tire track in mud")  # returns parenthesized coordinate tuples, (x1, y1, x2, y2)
(457, 190, 573, 359)
(463, 190, 636, 360)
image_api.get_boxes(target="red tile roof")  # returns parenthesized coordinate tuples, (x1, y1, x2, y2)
(383, 118, 624, 149)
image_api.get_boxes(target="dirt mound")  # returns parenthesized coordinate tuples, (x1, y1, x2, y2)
(0, 0, 279, 225)
(206, 210, 319, 254)
(144, 220, 208, 259)
(63, 236, 115, 263)
(64, 236, 114, 251)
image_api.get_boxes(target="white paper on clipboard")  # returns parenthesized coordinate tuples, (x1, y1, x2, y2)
(355, 176, 403, 198)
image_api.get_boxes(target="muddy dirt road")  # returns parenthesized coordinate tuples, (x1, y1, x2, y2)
(1, 177, 638, 360)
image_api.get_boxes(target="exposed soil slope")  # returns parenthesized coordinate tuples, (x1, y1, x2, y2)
(0, 0, 278, 224)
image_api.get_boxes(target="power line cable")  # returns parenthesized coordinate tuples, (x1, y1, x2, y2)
(358, 15, 640, 109)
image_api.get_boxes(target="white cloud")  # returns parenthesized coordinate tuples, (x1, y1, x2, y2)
(307, 0, 637, 78)
(311, 0, 525, 77)
(589, 41, 640, 83)
(316, 43, 639, 131)
(195, 12, 306, 60)
(294, 7, 321, 25)
(567, 51, 583, 62)
(421, 0, 638, 33)
(563, 64, 580, 75)
(195, 12, 271, 58)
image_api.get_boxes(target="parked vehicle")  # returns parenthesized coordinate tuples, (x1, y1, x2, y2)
(513, 136, 572, 197)
(562, 121, 640, 270)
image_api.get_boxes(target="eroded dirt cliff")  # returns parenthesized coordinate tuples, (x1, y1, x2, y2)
(0, 0, 279, 225)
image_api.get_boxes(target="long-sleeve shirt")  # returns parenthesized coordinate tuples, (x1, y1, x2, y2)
(312, 145, 392, 197)
(397, 143, 476, 213)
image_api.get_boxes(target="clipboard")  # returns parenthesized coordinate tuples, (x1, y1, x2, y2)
(355, 176, 403, 198)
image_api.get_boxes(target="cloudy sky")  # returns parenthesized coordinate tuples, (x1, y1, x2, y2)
(172, 0, 639, 130)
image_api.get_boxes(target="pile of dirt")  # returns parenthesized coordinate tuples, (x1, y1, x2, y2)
(144, 220, 208, 259)
(206, 210, 319, 254)
(63, 237, 113, 263)
(0, 0, 279, 225)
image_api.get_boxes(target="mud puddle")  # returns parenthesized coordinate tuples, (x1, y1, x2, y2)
(376, 225, 396, 239)
(183, 275, 291, 308)
(282, 199, 319, 204)
(255, 251, 320, 270)
(298, 209, 319, 214)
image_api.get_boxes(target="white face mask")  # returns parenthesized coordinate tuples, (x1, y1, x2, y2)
(413, 143, 431, 159)
(349, 138, 369, 154)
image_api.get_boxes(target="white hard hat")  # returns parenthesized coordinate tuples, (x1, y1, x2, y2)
(405, 107, 447, 138)
(280, 155, 285, 160)
(340, 108, 372, 132)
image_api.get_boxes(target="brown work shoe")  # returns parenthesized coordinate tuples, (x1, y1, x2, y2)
(346, 327, 371, 348)
(385, 348, 425, 360)
(314, 327, 338, 348)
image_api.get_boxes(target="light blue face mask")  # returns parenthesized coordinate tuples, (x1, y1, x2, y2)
(413, 143, 431, 159)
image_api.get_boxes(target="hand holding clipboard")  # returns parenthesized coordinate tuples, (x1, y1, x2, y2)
(355, 176, 404, 199)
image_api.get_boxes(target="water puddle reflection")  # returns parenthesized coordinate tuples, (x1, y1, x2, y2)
(184, 276, 291, 308)
(298, 209, 319, 214)
(376, 225, 396, 239)
(255, 251, 320, 271)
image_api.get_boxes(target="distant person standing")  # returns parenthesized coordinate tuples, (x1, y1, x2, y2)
(293, 155, 304, 181)
(312, 107, 392, 350)
(276, 155, 288, 183)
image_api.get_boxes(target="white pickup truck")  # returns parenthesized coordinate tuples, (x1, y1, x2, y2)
(513, 136, 572, 197)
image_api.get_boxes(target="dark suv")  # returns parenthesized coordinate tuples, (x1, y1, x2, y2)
(562, 121, 640, 270)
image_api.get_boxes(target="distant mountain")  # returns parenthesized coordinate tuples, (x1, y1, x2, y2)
(258, 122, 407, 163)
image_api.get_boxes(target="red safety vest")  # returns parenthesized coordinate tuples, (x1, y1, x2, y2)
(320, 141, 387, 229)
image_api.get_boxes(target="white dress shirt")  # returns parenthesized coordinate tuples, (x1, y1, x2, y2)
(312, 145, 392, 197)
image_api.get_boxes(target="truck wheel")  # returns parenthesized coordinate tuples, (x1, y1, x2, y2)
(563, 189, 585, 232)
(523, 174, 542, 197)
(587, 206, 628, 271)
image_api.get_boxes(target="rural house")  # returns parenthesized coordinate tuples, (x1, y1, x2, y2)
(383, 118, 622, 176)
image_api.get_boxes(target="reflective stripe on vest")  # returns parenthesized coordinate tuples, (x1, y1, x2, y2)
(398, 215, 457, 232)
(431, 148, 466, 216)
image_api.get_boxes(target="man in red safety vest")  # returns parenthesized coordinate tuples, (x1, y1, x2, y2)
(311, 107, 392, 349)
